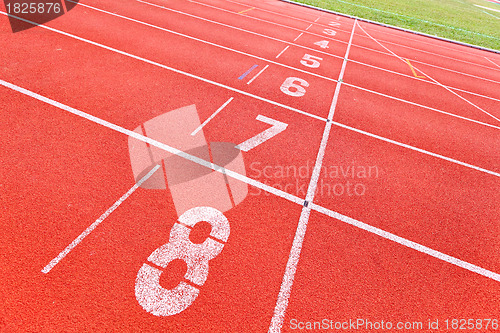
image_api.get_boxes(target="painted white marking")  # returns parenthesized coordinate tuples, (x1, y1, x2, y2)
(67, 2, 337, 84)
(323, 28, 337, 36)
(331, 120, 500, 177)
(3, 80, 498, 294)
(300, 54, 323, 68)
(138, 0, 500, 89)
(305, 23, 313, 31)
(0, 11, 327, 122)
(268, 19, 358, 333)
(280, 77, 310, 97)
(276, 45, 290, 59)
(293, 32, 303, 42)
(191, 97, 234, 136)
(343, 83, 500, 130)
(41, 165, 161, 273)
(475, 4, 500, 13)
(310, 202, 500, 283)
(314, 17, 320, 23)
(236, 115, 288, 152)
(225, 0, 331, 27)
(247, 64, 269, 85)
(357, 22, 500, 124)
(485, 57, 500, 69)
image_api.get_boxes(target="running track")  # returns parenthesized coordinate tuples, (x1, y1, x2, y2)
(0, 0, 499, 332)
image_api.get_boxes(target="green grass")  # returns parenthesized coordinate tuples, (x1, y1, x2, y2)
(289, 0, 500, 51)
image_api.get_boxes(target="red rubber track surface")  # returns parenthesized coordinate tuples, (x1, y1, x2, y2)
(0, 0, 499, 332)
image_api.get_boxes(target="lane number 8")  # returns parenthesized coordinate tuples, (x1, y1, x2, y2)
(135, 207, 230, 316)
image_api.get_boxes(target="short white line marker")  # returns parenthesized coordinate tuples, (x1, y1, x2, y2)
(247, 64, 269, 85)
(485, 57, 500, 69)
(314, 17, 320, 23)
(268, 19, 358, 333)
(41, 165, 161, 273)
(293, 32, 303, 42)
(276, 45, 290, 59)
(305, 23, 313, 30)
(2, 80, 498, 299)
(191, 97, 234, 136)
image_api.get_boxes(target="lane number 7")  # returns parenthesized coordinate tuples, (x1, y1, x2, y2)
(236, 115, 288, 152)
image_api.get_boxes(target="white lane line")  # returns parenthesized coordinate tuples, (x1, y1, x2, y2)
(331, 120, 500, 177)
(247, 64, 270, 85)
(0, 11, 326, 122)
(276, 45, 290, 59)
(191, 97, 234, 136)
(348, 59, 500, 103)
(268, 19, 358, 333)
(485, 57, 500, 69)
(139, 0, 500, 93)
(226, 0, 332, 27)
(2, 80, 499, 287)
(305, 23, 313, 30)
(69, 1, 338, 84)
(311, 203, 500, 282)
(357, 22, 500, 124)
(475, 4, 500, 13)
(343, 83, 500, 130)
(42, 165, 161, 273)
(292, 32, 303, 42)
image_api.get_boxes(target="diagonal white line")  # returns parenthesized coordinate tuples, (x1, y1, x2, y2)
(41, 165, 161, 273)
(357, 22, 500, 124)
(268, 19, 358, 333)
(191, 97, 234, 136)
